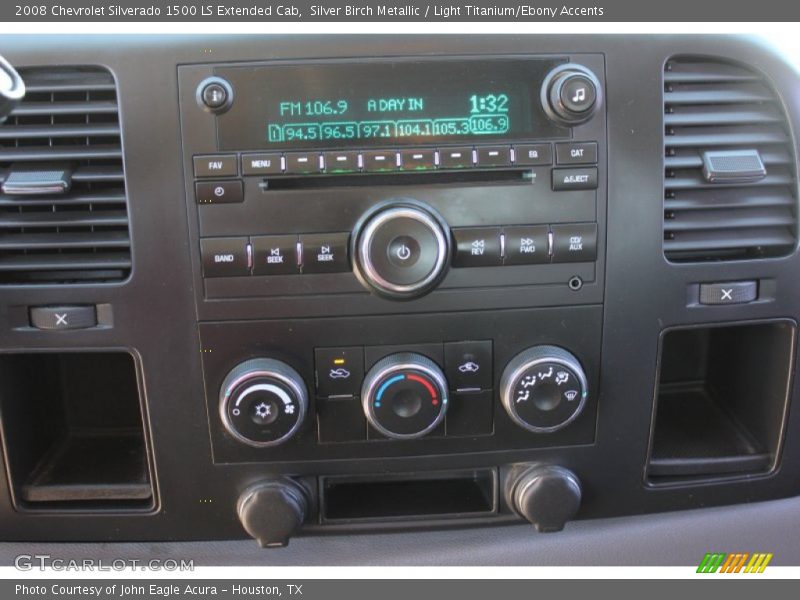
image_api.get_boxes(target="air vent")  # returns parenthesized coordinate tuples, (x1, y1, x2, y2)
(0, 66, 130, 284)
(663, 57, 798, 262)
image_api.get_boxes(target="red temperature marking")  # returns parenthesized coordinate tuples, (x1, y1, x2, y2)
(407, 373, 438, 400)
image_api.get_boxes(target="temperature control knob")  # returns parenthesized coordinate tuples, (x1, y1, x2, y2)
(500, 345, 588, 433)
(353, 199, 450, 299)
(362, 352, 448, 439)
(219, 358, 308, 447)
(542, 64, 602, 126)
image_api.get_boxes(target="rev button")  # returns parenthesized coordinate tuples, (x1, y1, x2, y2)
(452, 227, 502, 267)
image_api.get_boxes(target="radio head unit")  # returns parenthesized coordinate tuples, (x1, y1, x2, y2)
(213, 59, 574, 150)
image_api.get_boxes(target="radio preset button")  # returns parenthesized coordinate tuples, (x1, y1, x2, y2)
(201, 237, 250, 277)
(363, 150, 398, 172)
(195, 180, 243, 204)
(285, 152, 320, 174)
(324, 151, 359, 173)
(400, 149, 436, 170)
(194, 154, 237, 177)
(552, 167, 598, 191)
(301, 232, 350, 274)
(251, 235, 299, 276)
(452, 227, 503, 267)
(242, 153, 283, 175)
(504, 225, 551, 265)
(477, 146, 512, 167)
(440, 147, 474, 169)
(551, 223, 598, 263)
(556, 142, 598, 165)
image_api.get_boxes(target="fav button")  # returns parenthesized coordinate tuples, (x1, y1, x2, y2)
(251, 235, 299, 276)
(193, 154, 237, 177)
(452, 227, 503, 267)
(301, 232, 350, 273)
(551, 223, 598, 263)
(195, 180, 243, 204)
(444, 340, 493, 391)
(200, 237, 250, 277)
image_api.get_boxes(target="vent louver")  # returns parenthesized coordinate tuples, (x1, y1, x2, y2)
(663, 57, 798, 261)
(0, 66, 130, 284)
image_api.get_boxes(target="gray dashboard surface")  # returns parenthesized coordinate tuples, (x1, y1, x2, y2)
(2, 496, 799, 566)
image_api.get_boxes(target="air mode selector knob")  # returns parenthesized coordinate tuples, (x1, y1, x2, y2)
(219, 358, 308, 447)
(362, 352, 449, 439)
(500, 345, 588, 433)
(352, 199, 451, 299)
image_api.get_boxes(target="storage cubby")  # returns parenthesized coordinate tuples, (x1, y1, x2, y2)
(0, 352, 154, 510)
(647, 321, 795, 483)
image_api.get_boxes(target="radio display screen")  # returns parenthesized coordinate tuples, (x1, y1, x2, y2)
(214, 58, 570, 150)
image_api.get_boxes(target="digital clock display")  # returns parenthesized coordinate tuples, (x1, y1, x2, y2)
(215, 58, 570, 150)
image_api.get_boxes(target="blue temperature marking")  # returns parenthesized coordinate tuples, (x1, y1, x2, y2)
(376, 374, 405, 403)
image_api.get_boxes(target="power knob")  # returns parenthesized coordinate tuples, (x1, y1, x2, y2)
(219, 358, 308, 447)
(500, 345, 588, 433)
(352, 199, 451, 299)
(541, 64, 602, 126)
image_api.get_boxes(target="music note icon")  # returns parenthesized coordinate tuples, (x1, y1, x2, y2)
(572, 87, 586, 104)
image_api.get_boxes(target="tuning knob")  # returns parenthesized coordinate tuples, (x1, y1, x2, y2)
(362, 352, 448, 439)
(219, 358, 308, 447)
(507, 465, 581, 532)
(542, 64, 602, 126)
(352, 199, 450, 299)
(237, 478, 308, 547)
(500, 345, 588, 433)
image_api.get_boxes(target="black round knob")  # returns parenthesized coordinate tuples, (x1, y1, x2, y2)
(508, 465, 581, 532)
(237, 479, 308, 548)
(352, 199, 450, 299)
(219, 359, 308, 447)
(500, 345, 588, 433)
(542, 65, 601, 126)
(361, 352, 449, 439)
(196, 76, 233, 114)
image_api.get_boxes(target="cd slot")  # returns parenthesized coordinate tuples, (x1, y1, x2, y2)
(258, 168, 536, 191)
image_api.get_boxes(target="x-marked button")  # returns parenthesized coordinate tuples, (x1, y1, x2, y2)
(30, 306, 97, 330)
(699, 281, 758, 305)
